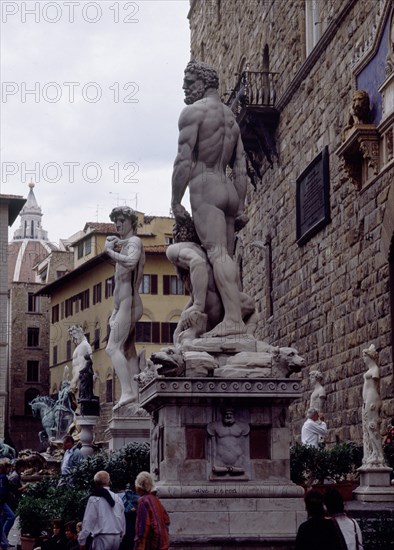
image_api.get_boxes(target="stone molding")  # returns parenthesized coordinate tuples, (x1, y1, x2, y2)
(139, 377, 302, 410)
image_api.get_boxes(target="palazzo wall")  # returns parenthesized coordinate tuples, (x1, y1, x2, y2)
(188, 0, 394, 444)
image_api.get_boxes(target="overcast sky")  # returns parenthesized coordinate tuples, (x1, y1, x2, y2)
(1, 0, 191, 244)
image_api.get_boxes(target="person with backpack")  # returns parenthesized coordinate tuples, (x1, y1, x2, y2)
(119, 488, 139, 550)
(324, 488, 363, 550)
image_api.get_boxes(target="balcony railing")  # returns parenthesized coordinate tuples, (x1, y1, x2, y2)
(226, 70, 278, 115)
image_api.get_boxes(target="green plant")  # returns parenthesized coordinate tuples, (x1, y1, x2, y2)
(290, 442, 362, 487)
(290, 443, 320, 485)
(326, 442, 362, 483)
(71, 442, 150, 491)
(16, 479, 89, 537)
(17, 442, 150, 536)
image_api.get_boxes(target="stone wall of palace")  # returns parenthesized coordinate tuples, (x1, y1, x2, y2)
(188, 0, 393, 444)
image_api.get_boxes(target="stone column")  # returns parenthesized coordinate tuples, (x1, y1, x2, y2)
(78, 415, 98, 457)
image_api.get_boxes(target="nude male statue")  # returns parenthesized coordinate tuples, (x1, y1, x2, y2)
(171, 60, 248, 338)
(69, 325, 92, 392)
(105, 206, 145, 409)
(207, 407, 249, 475)
(166, 214, 256, 343)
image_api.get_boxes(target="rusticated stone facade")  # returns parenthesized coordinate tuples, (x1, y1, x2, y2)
(188, 0, 394, 444)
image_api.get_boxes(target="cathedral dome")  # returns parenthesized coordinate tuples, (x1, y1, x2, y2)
(8, 182, 57, 283)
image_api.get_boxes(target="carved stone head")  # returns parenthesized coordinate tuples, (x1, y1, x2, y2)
(109, 206, 138, 232)
(183, 60, 219, 104)
(68, 324, 85, 344)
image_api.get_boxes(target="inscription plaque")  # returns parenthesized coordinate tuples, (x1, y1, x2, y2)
(296, 146, 330, 245)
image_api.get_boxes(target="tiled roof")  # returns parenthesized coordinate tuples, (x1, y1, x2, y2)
(144, 245, 168, 254)
(83, 222, 117, 233)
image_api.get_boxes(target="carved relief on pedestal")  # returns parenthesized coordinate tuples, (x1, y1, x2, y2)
(207, 407, 250, 479)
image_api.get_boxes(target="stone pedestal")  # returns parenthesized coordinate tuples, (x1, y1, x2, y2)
(105, 403, 151, 451)
(78, 415, 98, 457)
(139, 377, 306, 549)
(353, 465, 394, 502)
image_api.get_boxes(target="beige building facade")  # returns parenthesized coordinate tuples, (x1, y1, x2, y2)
(37, 214, 188, 441)
(188, 0, 394, 444)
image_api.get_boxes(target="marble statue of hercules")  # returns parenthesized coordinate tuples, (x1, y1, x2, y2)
(171, 60, 248, 338)
(105, 206, 145, 409)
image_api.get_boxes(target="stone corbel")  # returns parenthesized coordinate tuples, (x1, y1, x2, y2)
(336, 125, 380, 188)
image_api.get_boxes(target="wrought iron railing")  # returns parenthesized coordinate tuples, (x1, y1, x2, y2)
(226, 70, 278, 115)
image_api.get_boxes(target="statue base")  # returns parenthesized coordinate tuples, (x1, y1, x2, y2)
(105, 402, 150, 451)
(353, 465, 394, 502)
(80, 397, 100, 416)
(139, 376, 306, 548)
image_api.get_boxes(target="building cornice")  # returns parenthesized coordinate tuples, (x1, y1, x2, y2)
(35, 253, 110, 296)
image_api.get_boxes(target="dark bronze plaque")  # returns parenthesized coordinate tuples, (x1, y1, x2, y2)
(296, 146, 330, 245)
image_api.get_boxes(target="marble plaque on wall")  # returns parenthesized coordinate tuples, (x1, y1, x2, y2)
(296, 146, 330, 245)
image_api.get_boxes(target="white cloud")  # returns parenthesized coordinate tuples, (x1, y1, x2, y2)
(1, 0, 191, 243)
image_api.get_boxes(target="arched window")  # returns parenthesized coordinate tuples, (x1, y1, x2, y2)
(31, 220, 34, 238)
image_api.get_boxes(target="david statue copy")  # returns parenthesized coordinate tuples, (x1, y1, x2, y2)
(105, 206, 145, 410)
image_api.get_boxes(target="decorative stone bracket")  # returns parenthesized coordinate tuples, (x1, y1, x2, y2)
(336, 124, 380, 189)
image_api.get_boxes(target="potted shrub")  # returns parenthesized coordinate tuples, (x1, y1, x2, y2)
(17, 441, 150, 549)
(290, 442, 362, 499)
(17, 476, 89, 549)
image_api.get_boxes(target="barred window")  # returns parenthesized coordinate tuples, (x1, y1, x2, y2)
(163, 275, 186, 295)
(93, 282, 102, 304)
(28, 293, 40, 312)
(105, 277, 115, 298)
(53, 345, 58, 366)
(161, 322, 178, 344)
(93, 326, 100, 351)
(135, 322, 160, 343)
(52, 304, 59, 323)
(27, 360, 39, 382)
(139, 274, 158, 294)
(27, 327, 39, 347)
